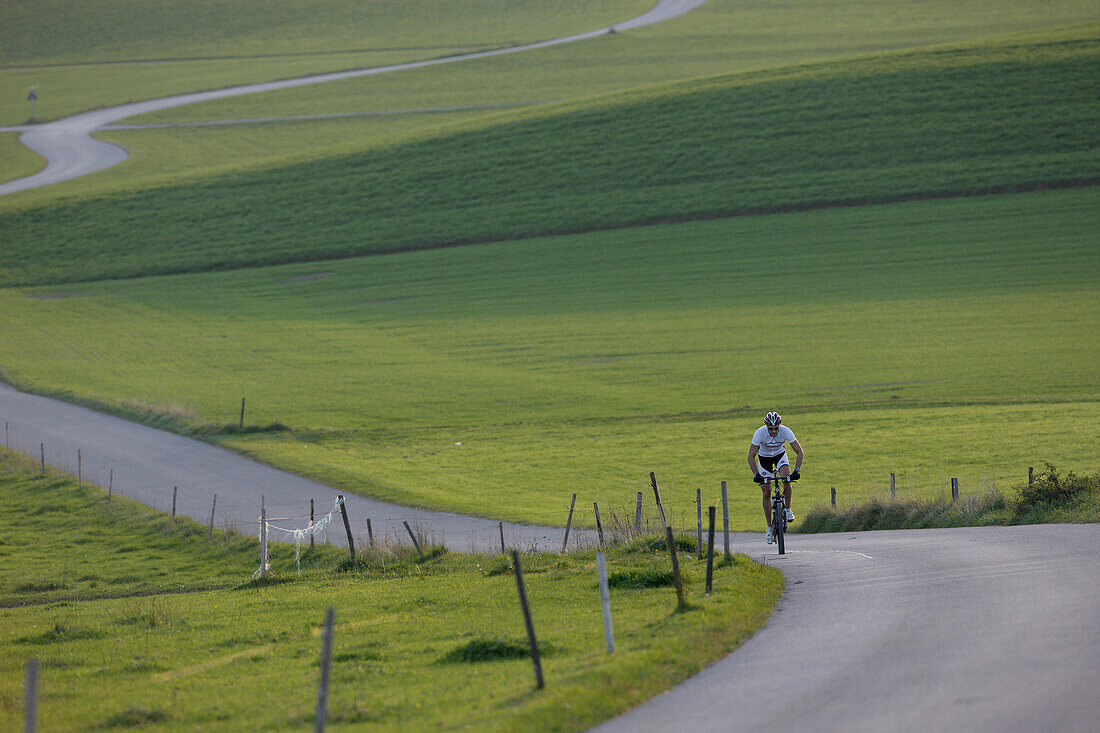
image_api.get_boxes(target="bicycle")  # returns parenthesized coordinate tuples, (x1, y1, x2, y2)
(769, 473, 786, 554)
(768, 470, 799, 555)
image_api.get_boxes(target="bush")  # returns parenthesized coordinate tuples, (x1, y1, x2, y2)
(1016, 462, 1100, 511)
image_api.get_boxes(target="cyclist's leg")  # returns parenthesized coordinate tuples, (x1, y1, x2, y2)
(758, 456, 777, 524)
(778, 456, 793, 511)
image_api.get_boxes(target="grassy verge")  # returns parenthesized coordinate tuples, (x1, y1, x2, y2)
(0, 450, 782, 730)
(3, 26, 1098, 285)
(1, 189, 1096, 529)
(799, 464, 1100, 531)
(0, 132, 43, 181)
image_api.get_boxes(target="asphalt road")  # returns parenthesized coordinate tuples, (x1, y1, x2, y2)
(597, 524, 1100, 733)
(0, 0, 708, 197)
(0, 382, 578, 553)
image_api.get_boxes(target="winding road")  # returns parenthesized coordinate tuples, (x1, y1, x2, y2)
(0, 0, 708, 197)
(3, 1, 1098, 728)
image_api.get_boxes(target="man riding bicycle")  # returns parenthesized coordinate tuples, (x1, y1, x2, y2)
(747, 411, 804, 544)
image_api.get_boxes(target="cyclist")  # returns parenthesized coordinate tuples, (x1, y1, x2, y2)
(747, 411, 804, 544)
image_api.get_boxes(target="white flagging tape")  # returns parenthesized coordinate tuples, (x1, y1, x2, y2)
(254, 496, 344, 577)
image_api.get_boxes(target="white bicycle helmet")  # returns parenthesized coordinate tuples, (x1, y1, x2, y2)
(764, 411, 782, 426)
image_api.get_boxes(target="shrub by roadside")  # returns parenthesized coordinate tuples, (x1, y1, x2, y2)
(800, 464, 1100, 533)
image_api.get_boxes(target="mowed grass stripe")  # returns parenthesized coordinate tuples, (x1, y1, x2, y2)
(1, 28, 1098, 286)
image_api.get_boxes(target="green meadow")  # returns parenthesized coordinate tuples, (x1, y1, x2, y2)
(3, 26, 1099, 285)
(1, 188, 1096, 528)
(1, 0, 1098, 727)
(0, 452, 781, 731)
(0, 0, 651, 124)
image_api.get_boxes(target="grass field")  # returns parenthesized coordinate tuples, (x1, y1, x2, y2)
(0, 0, 651, 124)
(3, 26, 1098, 285)
(0, 452, 781, 730)
(2, 187, 1095, 529)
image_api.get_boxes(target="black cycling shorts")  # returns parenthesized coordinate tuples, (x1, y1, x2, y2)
(758, 453, 787, 473)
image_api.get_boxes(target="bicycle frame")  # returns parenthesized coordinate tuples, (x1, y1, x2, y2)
(770, 473, 787, 555)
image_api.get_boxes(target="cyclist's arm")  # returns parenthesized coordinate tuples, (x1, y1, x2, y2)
(747, 443, 760, 474)
(790, 439, 804, 471)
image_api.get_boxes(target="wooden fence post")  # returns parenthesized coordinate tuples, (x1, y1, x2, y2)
(171, 486, 177, 517)
(634, 491, 643, 533)
(108, 469, 113, 501)
(696, 487, 703, 558)
(511, 550, 544, 690)
(831, 487, 836, 508)
(24, 657, 38, 733)
(705, 506, 716, 596)
(951, 477, 959, 502)
(650, 472, 667, 528)
(258, 497, 268, 578)
(338, 496, 355, 558)
(366, 518, 375, 548)
(239, 397, 246, 429)
(208, 494, 217, 539)
(1029, 466, 1034, 487)
(664, 525, 684, 610)
(77, 449, 82, 488)
(314, 607, 335, 733)
(596, 551, 614, 653)
(310, 499, 315, 549)
(403, 521, 424, 558)
(40, 443, 45, 474)
(593, 502, 604, 546)
(721, 481, 731, 561)
(562, 493, 577, 552)
(890, 472, 896, 499)
(499, 521, 505, 554)
(4, 422, 8, 451)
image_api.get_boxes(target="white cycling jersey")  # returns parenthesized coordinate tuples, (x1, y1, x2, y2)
(751, 425, 797, 457)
